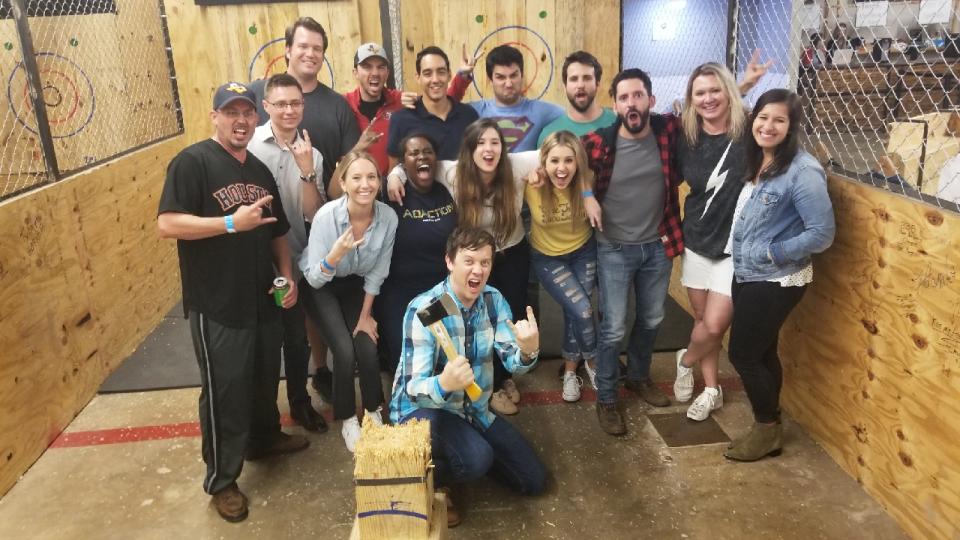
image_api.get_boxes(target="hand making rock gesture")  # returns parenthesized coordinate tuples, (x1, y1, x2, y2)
(507, 306, 540, 359)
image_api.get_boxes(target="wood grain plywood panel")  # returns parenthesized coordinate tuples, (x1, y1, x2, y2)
(0, 138, 182, 497)
(780, 176, 960, 540)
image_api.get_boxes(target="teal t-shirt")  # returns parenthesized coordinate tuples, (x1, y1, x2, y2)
(537, 108, 617, 147)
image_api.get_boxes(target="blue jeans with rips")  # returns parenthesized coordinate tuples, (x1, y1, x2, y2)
(595, 238, 673, 404)
(530, 237, 598, 361)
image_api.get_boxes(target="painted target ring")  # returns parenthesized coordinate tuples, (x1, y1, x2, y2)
(7, 52, 95, 138)
(472, 25, 555, 100)
(248, 37, 336, 89)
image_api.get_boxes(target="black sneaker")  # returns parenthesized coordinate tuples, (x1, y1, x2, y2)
(311, 368, 334, 403)
(624, 378, 671, 407)
(290, 401, 329, 433)
(245, 432, 310, 461)
(596, 402, 626, 435)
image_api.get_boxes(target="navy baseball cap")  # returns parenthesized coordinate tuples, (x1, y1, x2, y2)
(212, 82, 257, 110)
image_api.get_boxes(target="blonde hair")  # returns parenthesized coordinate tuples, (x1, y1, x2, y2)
(537, 131, 593, 230)
(681, 63, 746, 146)
(334, 150, 381, 199)
(454, 119, 518, 248)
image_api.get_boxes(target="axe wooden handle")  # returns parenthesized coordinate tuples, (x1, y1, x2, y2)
(425, 322, 483, 401)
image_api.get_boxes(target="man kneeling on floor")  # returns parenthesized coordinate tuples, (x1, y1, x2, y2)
(158, 81, 310, 523)
(389, 227, 547, 527)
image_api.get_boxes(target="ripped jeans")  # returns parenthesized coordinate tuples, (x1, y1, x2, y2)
(530, 237, 598, 361)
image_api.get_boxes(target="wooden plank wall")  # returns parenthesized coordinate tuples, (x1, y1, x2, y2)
(669, 175, 960, 538)
(398, 0, 619, 108)
(0, 0, 379, 498)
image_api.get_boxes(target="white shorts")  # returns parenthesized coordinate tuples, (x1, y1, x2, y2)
(681, 248, 734, 298)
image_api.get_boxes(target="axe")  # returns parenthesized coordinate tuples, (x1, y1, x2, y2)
(416, 292, 483, 401)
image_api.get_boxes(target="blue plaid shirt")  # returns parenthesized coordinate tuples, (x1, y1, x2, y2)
(389, 278, 537, 429)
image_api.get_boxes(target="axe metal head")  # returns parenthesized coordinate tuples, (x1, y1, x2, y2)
(416, 292, 461, 327)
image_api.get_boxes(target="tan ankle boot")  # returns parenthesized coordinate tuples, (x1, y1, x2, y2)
(724, 422, 782, 461)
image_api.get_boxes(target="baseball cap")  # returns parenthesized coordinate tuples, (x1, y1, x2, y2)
(212, 81, 257, 110)
(354, 42, 389, 67)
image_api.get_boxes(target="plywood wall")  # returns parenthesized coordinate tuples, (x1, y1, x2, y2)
(780, 176, 960, 539)
(397, 0, 619, 108)
(164, 0, 376, 146)
(0, 139, 182, 497)
(0, 0, 380, 498)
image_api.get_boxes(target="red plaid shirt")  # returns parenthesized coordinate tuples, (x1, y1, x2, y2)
(581, 113, 684, 258)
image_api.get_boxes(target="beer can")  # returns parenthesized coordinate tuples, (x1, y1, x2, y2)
(272, 277, 289, 307)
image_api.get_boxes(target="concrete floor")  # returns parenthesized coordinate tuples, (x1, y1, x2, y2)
(0, 353, 907, 540)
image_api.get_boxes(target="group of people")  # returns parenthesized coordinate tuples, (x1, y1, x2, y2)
(157, 16, 836, 526)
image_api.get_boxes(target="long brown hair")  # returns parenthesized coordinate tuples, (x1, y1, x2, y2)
(742, 89, 802, 182)
(454, 119, 518, 248)
(536, 131, 593, 229)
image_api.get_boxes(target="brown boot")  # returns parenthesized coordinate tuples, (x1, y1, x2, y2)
(438, 487, 461, 528)
(246, 432, 310, 461)
(596, 402, 626, 436)
(624, 378, 671, 407)
(211, 483, 248, 522)
(724, 422, 783, 461)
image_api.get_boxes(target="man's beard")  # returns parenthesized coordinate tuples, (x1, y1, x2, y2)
(618, 108, 650, 134)
(568, 92, 595, 114)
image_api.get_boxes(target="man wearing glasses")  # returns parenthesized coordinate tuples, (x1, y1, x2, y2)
(248, 73, 328, 434)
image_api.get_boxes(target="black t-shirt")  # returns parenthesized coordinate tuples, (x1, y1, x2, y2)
(384, 181, 457, 291)
(359, 96, 385, 123)
(677, 130, 745, 259)
(158, 139, 290, 328)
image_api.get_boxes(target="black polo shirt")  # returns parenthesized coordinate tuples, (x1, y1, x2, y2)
(386, 97, 479, 160)
(158, 139, 290, 328)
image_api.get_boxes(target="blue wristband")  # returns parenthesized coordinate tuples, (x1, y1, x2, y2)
(435, 377, 450, 400)
(224, 214, 236, 234)
(320, 258, 335, 272)
(582, 190, 594, 198)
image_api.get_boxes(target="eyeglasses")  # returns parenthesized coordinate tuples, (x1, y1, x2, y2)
(220, 109, 259, 119)
(266, 100, 305, 110)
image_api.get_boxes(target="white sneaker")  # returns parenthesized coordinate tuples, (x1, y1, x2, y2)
(341, 415, 361, 453)
(562, 371, 583, 402)
(583, 359, 598, 390)
(673, 349, 694, 402)
(686, 386, 723, 421)
(365, 407, 384, 427)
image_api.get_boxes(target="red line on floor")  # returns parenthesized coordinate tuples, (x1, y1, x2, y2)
(49, 377, 742, 449)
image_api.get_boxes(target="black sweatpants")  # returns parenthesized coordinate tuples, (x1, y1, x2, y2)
(190, 311, 282, 495)
(728, 280, 807, 424)
(281, 284, 311, 407)
(307, 276, 382, 420)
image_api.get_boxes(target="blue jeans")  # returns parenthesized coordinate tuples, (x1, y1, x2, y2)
(595, 239, 672, 404)
(405, 409, 547, 495)
(530, 238, 597, 361)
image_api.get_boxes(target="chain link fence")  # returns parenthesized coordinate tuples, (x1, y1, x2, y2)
(624, 0, 960, 213)
(0, 0, 182, 201)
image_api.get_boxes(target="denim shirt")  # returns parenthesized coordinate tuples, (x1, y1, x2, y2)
(730, 151, 835, 282)
(300, 197, 398, 295)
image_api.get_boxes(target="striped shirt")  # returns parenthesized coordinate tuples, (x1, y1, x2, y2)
(389, 278, 537, 429)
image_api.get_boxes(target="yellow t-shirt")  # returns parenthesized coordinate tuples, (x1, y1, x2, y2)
(525, 183, 593, 256)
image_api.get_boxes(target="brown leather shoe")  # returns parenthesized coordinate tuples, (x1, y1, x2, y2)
(596, 402, 626, 435)
(624, 378, 671, 407)
(438, 487, 461, 528)
(212, 483, 248, 522)
(246, 432, 310, 461)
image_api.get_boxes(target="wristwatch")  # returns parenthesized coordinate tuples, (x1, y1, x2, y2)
(300, 172, 318, 184)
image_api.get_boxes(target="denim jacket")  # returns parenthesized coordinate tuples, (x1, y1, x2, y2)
(731, 151, 835, 282)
